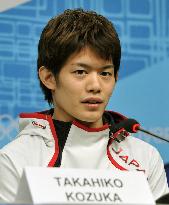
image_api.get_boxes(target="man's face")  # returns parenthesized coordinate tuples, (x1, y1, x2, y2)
(52, 47, 116, 128)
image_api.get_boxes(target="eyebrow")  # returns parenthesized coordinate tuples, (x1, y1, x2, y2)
(71, 63, 114, 70)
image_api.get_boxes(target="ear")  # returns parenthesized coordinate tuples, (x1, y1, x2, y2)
(38, 66, 56, 90)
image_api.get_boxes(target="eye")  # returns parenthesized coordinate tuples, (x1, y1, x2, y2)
(74, 69, 87, 76)
(100, 71, 113, 77)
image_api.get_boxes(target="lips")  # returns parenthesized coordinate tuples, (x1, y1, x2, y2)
(81, 97, 103, 104)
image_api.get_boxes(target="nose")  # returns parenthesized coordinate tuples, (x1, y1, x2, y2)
(86, 72, 101, 94)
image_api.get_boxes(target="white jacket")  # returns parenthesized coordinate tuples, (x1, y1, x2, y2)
(0, 110, 168, 202)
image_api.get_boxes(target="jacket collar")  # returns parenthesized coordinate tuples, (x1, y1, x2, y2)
(18, 109, 127, 141)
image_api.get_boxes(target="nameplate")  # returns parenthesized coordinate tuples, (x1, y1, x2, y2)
(15, 167, 155, 204)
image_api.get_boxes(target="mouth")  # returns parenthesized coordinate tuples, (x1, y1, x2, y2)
(82, 101, 102, 104)
(81, 98, 103, 105)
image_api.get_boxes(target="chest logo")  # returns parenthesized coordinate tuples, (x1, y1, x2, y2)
(32, 121, 46, 129)
(111, 147, 145, 173)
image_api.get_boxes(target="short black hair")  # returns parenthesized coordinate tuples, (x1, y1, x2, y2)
(37, 8, 121, 104)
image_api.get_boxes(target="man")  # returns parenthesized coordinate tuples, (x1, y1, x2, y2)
(0, 8, 168, 202)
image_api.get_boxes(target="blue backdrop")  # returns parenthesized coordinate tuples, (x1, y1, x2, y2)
(0, 0, 168, 164)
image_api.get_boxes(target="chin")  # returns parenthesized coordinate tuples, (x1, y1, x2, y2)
(74, 110, 103, 122)
(78, 116, 102, 124)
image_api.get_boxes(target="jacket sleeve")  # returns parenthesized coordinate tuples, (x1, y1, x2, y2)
(148, 147, 169, 200)
(0, 151, 20, 203)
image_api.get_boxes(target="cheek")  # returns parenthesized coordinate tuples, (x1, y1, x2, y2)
(56, 84, 81, 107)
(61, 79, 83, 96)
(63, 86, 81, 99)
(105, 82, 116, 96)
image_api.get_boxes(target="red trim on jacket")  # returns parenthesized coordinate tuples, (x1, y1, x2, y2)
(73, 120, 109, 132)
(47, 115, 60, 167)
(20, 112, 59, 167)
(20, 112, 49, 120)
(107, 138, 128, 171)
(20, 110, 128, 168)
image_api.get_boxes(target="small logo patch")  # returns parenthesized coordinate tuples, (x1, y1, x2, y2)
(32, 121, 46, 129)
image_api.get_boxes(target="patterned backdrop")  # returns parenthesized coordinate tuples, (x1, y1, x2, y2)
(0, 0, 169, 164)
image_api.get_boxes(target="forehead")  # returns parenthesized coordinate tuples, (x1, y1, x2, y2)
(63, 47, 113, 67)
